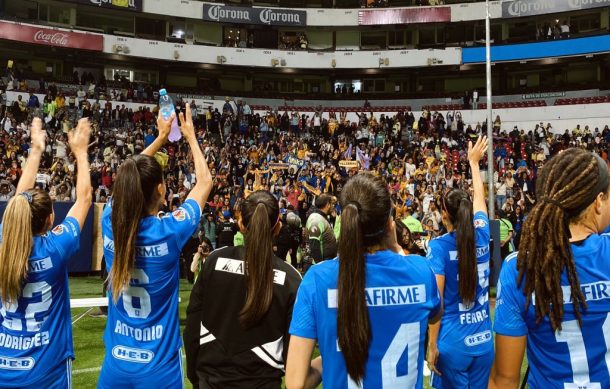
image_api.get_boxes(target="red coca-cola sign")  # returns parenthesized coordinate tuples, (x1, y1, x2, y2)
(34, 31, 70, 46)
(0, 21, 103, 51)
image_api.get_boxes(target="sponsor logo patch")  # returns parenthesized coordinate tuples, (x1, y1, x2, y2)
(52, 225, 64, 235)
(172, 210, 186, 222)
(474, 219, 487, 229)
(0, 356, 35, 370)
(112, 346, 154, 364)
(464, 330, 492, 347)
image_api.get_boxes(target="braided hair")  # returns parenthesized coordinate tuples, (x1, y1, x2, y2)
(517, 148, 609, 331)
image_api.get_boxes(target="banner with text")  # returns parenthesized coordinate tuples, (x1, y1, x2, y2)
(61, 0, 143, 12)
(502, 0, 610, 18)
(358, 7, 450, 25)
(0, 21, 103, 51)
(202, 4, 306, 26)
(339, 160, 360, 169)
(284, 154, 307, 169)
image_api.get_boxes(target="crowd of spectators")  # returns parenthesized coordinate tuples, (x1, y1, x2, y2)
(2, 78, 610, 270)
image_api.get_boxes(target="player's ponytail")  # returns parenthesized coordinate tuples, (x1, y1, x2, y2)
(518, 149, 609, 331)
(240, 190, 279, 328)
(0, 190, 52, 304)
(442, 189, 476, 304)
(110, 156, 163, 303)
(338, 173, 391, 383)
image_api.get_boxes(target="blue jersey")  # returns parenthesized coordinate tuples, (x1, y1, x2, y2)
(101, 199, 201, 376)
(495, 234, 610, 389)
(0, 217, 80, 387)
(290, 250, 441, 388)
(427, 211, 492, 356)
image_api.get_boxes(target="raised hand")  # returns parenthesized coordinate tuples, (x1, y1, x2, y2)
(69, 118, 92, 157)
(178, 103, 196, 141)
(30, 117, 46, 152)
(157, 111, 175, 142)
(468, 136, 489, 165)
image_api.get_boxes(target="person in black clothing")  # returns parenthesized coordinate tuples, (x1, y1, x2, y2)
(216, 212, 237, 248)
(184, 190, 302, 389)
(275, 211, 302, 267)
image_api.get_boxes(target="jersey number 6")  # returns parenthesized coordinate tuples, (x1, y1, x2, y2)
(122, 269, 152, 319)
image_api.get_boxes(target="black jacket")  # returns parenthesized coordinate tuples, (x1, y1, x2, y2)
(184, 246, 301, 389)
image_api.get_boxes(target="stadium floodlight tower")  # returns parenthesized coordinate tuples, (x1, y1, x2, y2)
(485, 0, 495, 218)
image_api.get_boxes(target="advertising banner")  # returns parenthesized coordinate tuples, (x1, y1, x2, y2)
(0, 22, 104, 51)
(203, 4, 307, 26)
(521, 92, 566, 100)
(358, 7, 450, 25)
(502, 0, 610, 18)
(61, 0, 143, 12)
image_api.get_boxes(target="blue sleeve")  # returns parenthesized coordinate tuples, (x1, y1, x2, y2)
(49, 217, 81, 262)
(166, 199, 202, 249)
(427, 239, 447, 276)
(427, 261, 442, 319)
(289, 268, 318, 340)
(473, 211, 491, 245)
(493, 253, 528, 337)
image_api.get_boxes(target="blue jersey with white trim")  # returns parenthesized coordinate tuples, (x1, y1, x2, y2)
(495, 234, 610, 389)
(427, 211, 493, 356)
(102, 199, 201, 376)
(289, 250, 441, 388)
(0, 217, 80, 387)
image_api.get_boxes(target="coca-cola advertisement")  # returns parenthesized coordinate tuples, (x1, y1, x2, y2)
(358, 7, 451, 25)
(0, 21, 104, 51)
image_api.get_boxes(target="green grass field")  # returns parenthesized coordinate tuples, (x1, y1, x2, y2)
(69, 277, 527, 388)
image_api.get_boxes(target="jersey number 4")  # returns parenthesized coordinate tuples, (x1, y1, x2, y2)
(122, 269, 151, 319)
(348, 322, 420, 388)
(555, 313, 610, 388)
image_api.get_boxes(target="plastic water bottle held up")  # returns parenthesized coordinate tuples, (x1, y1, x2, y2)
(159, 89, 182, 142)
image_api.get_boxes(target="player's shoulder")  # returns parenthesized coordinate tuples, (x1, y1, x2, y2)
(301, 258, 338, 287)
(428, 233, 453, 252)
(399, 253, 436, 279)
(205, 245, 240, 266)
(500, 251, 520, 279)
(273, 256, 302, 283)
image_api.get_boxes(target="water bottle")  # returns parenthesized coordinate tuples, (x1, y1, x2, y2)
(159, 89, 182, 142)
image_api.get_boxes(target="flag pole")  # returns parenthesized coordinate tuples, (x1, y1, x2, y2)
(485, 0, 495, 218)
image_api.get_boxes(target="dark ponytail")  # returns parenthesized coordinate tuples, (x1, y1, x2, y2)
(110, 156, 163, 303)
(337, 202, 369, 382)
(518, 149, 609, 331)
(338, 173, 391, 383)
(240, 190, 279, 328)
(443, 190, 476, 304)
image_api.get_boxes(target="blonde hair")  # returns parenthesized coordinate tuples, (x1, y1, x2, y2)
(0, 190, 53, 304)
(0, 195, 34, 304)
